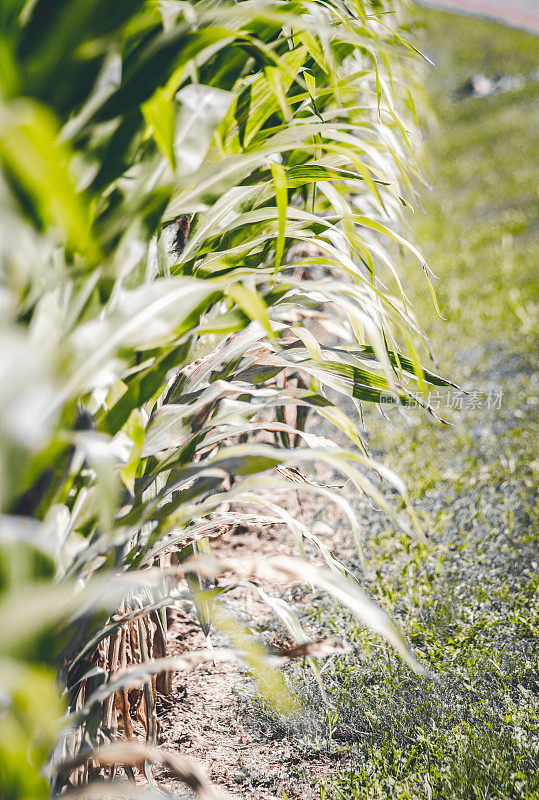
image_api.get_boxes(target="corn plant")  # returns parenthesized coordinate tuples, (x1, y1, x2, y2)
(0, 0, 459, 797)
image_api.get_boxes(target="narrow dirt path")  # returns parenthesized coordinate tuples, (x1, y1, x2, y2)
(155, 490, 356, 800)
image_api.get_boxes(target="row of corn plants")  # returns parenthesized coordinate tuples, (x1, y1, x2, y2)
(0, 0, 459, 797)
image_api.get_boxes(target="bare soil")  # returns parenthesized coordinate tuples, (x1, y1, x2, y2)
(154, 485, 360, 799)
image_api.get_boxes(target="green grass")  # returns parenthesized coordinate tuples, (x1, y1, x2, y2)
(317, 11, 539, 798)
(408, 11, 538, 357)
(242, 10, 539, 800)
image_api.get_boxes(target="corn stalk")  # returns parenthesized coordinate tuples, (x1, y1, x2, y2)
(0, 0, 457, 797)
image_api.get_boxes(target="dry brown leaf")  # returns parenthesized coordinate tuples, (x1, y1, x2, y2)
(56, 741, 226, 800)
(270, 637, 351, 661)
